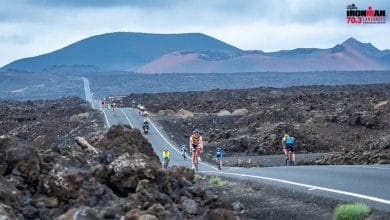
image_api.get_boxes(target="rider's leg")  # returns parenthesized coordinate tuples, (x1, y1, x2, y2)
(191, 149, 196, 168)
(283, 147, 288, 158)
(292, 151, 296, 162)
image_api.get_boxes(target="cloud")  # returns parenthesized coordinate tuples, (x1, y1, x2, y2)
(0, 0, 390, 66)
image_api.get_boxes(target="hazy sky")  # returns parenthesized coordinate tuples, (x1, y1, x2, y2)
(1, 0, 389, 66)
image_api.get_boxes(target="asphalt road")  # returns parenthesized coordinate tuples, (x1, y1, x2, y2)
(82, 77, 390, 211)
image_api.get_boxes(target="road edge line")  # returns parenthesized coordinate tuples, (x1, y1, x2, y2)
(201, 170, 390, 205)
(120, 109, 134, 128)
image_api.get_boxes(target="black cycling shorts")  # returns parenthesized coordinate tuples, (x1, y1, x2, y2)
(285, 143, 295, 152)
(192, 144, 199, 151)
(215, 154, 222, 159)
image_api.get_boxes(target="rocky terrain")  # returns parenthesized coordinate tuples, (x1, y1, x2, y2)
(0, 98, 237, 219)
(123, 84, 390, 165)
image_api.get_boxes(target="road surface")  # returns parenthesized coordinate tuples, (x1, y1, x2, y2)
(82, 77, 390, 211)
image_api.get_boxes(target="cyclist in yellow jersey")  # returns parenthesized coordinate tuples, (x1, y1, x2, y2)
(162, 149, 170, 169)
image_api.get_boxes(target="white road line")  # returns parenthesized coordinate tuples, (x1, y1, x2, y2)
(102, 109, 111, 128)
(339, 165, 390, 170)
(201, 170, 390, 205)
(119, 109, 134, 128)
(144, 111, 218, 171)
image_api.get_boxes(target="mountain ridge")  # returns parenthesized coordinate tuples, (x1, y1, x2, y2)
(2, 32, 389, 73)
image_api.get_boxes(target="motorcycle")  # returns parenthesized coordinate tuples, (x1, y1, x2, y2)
(143, 125, 149, 134)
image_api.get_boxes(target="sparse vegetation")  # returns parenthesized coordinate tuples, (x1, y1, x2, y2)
(209, 176, 228, 187)
(333, 203, 371, 220)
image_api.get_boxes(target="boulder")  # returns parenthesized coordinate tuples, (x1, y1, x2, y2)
(206, 208, 239, 220)
(102, 125, 160, 163)
(231, 201, 244, 212)
(58, 206, 103, 220)
(181, 198, 199, 215)
(0, 177, 21, 209)
(1, 136, 40, 183)
(36, 196, 59, 208)
(39, 165, 87, 199)
(0, 203, 18, 219)
(217, 110, 231, 117)
(109, 153, 160, 195)
(232, 108, 248, 116)
(158, 109, 176, 116)
(70, 112, 90, 123)
(138, 214, 158, 220)
(175, 109, 194, 119)
(125, 208, 145, 220)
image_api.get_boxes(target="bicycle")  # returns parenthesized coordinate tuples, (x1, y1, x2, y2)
(285, 149, 295, 166)
(215, 148, 223, 170)
(192, 147, 200, 171)
(216, 157, 222, 170)
(163, 157, 169, 169)
(182, 151, 187, 160)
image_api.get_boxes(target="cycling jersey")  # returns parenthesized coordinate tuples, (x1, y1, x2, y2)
(191, 134, 201, 145)
(162, 150, 170, 158)
(215, 147, 221, 158)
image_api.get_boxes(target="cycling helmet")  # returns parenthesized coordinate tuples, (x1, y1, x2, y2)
(193, 129, 199, 134)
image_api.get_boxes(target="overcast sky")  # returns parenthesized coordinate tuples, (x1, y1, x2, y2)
(1, 0, 389, 66)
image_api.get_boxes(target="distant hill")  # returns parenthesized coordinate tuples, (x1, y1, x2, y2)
(137, 38, 390, 73)
(2, 32, 241, 72)
(2, 33, 389, 73)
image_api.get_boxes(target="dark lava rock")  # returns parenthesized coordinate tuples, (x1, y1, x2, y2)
(0, 98, 236, 219)
(124, 84, 390, 165)
(1, 136, 40, 183)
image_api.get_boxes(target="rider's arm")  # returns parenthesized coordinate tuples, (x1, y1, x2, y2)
(199, 136, 203, 149)
(189, 136, 193, 152)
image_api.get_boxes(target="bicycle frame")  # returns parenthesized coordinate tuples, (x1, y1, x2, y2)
(192, 148, 200, 171)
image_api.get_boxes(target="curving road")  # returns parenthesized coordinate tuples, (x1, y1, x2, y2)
(82, 77, 390, 211)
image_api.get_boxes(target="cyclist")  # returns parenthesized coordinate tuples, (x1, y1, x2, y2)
(162, 149, 170, 169)
(143, 111, 149, 120)
(215, 147, 223, 170)
(180, 143, 187, 160)
(189, 129, 203, 169)
(111, 102, 116, 112)
(282, 134, 295, 165)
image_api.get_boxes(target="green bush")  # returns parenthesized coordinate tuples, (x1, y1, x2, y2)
(208, 176, 227, 187)
(333, 203, 371, 220)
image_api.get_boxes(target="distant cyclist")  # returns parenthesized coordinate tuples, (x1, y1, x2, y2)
(111, 102, 116, 112)
(143, 111, 148, 120)
(189, 129, 203, 169)
(215, 147, 223, 170)
(180, 143, 187, 160)
(282, 134, 295, 165)
(162, 149, 170, 169)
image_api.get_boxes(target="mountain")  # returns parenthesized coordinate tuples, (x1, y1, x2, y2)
(2, 33, 389, 73)
(137, 37, 390, 73)
(2, 32, 241, 72)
